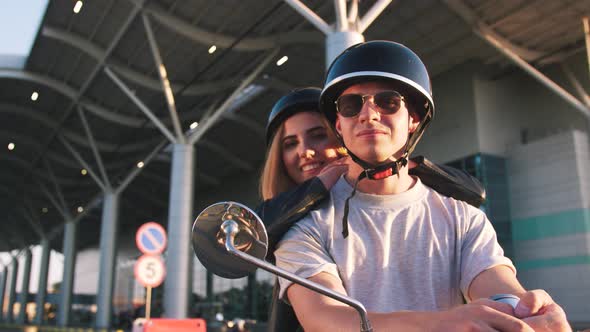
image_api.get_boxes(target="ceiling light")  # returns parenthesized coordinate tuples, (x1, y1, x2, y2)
(208, 45, 217, 54)
(31, 92, 39, 101)
(276, 56, 288, 66)
(77, 206, 84, 213)
(42, 207, 48, 213)
(8, 143, 15, 150)
(73, 1, 83, 14)
(190, 122, 198, 129)
(137, 161, 145, 168)
(81, 168, 87, 175)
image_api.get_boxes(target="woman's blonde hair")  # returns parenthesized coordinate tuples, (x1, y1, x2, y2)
(259, 123, 296, 200)
(259, 115, 344, 200)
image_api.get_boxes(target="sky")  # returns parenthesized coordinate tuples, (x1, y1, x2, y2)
(0, 1, 49, 68)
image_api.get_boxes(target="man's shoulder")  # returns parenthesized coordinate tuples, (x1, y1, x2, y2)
(278, 200, 336, 247)
(418, 183, 486, 223)
(306, 194, 338, 224)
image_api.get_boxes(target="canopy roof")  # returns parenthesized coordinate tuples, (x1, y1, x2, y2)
(1, 0, 589, 253)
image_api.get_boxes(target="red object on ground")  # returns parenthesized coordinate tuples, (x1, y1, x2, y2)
(144, 318, 207, 332)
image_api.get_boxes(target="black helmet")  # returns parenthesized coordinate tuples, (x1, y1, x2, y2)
(320, 40, 434, 157)
(265, 87, 322, 145)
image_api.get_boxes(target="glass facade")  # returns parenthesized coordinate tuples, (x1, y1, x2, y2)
(446, 153, 513, 258)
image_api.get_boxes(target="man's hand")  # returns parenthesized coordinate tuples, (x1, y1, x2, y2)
(429, 299, 533, 332)
(515, 290, 571, 332)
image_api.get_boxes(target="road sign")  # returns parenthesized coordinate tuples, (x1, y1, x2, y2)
(136, 222, 167, 255)
(134, 254, 166, 288)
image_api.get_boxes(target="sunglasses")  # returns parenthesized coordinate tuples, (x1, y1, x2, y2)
(335, 90, 405, 118)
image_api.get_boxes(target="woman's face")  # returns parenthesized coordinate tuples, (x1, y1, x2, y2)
(281, 112, 341, 184)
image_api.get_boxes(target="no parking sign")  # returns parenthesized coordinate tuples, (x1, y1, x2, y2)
(136, 222, 167, 255)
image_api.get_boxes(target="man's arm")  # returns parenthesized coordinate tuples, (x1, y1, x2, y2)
(287, 272, 533, 332)
(468, 265, 526, 300)
(469, 265, 571, 332)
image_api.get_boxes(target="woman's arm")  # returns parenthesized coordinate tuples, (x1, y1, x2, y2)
(409, 155, 486, 207)
(257, 177, 330, 259)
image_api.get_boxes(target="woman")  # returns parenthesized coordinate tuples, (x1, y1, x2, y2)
(256, 87, 486, 332)
(257, 87, 347, 332)
(258, 88, 348, 257)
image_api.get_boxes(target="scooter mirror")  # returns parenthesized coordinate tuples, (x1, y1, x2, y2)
(192, 201, 373, 332)
(192, 201, 268, 279)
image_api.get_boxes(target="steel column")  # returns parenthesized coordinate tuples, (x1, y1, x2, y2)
(104, 67, 177, 143)
(163, 144, 195, 318)
(0, 266, 6, 321)
(325, 0, 366, 66)
(347, 0, 358, 24)
(77, 106, 111, 189)
(115, 140, 168, 194)
(561, 64, 590, 107)
(283, 0, 332, 35)
(16, 249, 32, 324)
(357, 0, 392, 33)
(6, 257, 18, 322)
(583, 17, 589, 77)
(58, 221, 77, 327)
(334, 0, 348, 31)
(325, 31, 364, 67)
(58, 135, 106, 191)
(34, 239, 51, 325)
(127, 275, 135, 311)
(95, 192, 120, 328)
(284, 0, 392, 67)
(142, 14, 185, 143)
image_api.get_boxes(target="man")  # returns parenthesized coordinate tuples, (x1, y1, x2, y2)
(274, 41, 570, 331)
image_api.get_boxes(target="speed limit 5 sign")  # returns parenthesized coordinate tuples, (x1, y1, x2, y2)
(134, 254, 166, 288)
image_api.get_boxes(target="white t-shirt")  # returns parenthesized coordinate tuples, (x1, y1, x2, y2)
(275, 176, 515, 312)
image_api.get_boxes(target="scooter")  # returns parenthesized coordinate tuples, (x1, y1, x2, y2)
(191, 201, 374, 332)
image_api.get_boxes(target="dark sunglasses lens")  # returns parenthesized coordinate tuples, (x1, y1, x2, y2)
(374, 91, 402, 114)
(336, 95, 363, 117)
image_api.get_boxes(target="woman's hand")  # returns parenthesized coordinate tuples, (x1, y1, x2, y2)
(317, 157, 349, 190)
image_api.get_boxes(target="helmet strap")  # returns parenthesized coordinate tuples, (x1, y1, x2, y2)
(341, 172, 363, 238)
(341, 151, 409, 238)
(339, 115, 427, 238)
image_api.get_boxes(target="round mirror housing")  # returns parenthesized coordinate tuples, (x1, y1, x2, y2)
(192, 201, 268, 279)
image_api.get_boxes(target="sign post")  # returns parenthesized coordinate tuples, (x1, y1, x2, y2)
(135, 254, 166, 319)
(146, 286, 152, 320)
(135, 222, 168, 320)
